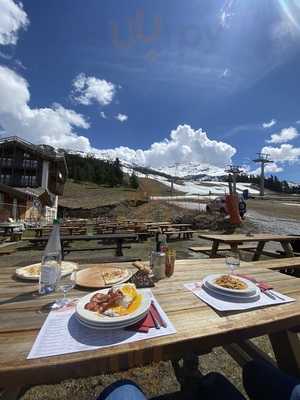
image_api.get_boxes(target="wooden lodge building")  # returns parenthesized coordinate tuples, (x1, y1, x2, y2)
(0, 136, 67, 222)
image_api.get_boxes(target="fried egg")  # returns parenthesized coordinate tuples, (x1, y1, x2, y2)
(104, 284, 142, 317)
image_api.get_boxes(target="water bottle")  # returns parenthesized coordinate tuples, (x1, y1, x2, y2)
(39, 219, 62, 294)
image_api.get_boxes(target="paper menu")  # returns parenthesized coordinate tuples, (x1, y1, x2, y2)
(28, 293, 176, 360)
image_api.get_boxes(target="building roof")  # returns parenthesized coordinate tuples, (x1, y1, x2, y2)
(0, 136, 68, 175)
(0, 183, 53, 206)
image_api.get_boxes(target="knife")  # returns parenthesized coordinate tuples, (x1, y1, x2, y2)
(151, 300, 167, 328)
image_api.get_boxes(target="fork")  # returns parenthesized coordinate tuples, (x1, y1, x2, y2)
(263, 290, 285, 301)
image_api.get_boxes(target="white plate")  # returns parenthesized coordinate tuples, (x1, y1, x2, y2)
(75, 267, 133, 289)
(76, 288, 151, 327)
(75, 309, 148, 330)
(203, 274, 257, 296)
(16, 261, 78, 281)
(202, 281, 261, 302)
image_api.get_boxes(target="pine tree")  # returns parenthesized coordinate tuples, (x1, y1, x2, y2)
(129, 172, 139, 189)
(113, 158, 123, 185)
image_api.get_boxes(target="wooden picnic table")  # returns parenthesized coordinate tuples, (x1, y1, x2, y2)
(25, 233, 138, 258)
(0, 223, 23, 235)
(198, 233, 300, 261)
(2, 258, 300, 394)
(32, 226, 87, 237)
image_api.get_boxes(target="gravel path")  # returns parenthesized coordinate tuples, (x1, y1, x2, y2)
(247, 209, 300, 235)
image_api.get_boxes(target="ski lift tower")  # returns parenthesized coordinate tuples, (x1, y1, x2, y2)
(170, 163, 180, 197)
(253, 153, 273, 197)
(225, 165, 242, 194)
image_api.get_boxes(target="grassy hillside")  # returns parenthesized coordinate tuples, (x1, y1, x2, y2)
(58, 177, 182, 209)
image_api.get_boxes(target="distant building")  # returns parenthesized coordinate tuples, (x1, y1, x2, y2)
(0, 136, 67, 222)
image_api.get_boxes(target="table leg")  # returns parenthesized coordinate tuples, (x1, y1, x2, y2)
(172, 354, 202, 392)
(280, 241, 294, 257)
(269, 330, 300, 377)
(116, 239, 123, 257)
(230, 243, 239, 251)
(61, 240, 65, 260)
(252, 241, 266, 261)
(210, 240, 220, 258)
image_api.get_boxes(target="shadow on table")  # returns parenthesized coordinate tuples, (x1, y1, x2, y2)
(68, 314, 135, 346)
(0, 289, 39, 305)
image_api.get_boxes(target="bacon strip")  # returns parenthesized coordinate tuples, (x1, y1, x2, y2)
(84, 289, 124, 314)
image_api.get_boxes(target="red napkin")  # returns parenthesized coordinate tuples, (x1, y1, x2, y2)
(126, 305, 157, 333)
(237, 274, 273, 291)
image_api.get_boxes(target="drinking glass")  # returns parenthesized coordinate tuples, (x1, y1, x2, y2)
(225, 251, 240, 275)
(53, 270, 77, 309)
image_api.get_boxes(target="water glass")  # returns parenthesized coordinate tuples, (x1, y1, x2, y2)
(53, 270, 77, 309)
(225, 251, 240, 275)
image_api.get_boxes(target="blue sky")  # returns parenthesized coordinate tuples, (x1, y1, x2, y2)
(0, 0, 300, 180)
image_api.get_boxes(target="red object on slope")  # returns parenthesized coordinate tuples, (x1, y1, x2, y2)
(225, 194, 242, 225)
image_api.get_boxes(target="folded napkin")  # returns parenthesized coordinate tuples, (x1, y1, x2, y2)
(237, 274, 273, 292)
(126, 305, 158, 333)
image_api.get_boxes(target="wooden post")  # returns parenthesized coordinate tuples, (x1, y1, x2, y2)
(210, 240, 220, 258)
(252, 241, 266, 261)
(270, 330, 300, 377)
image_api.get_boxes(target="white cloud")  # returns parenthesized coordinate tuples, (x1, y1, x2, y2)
(94, 125, 236, 168)
(262, 119, 277, 129)
(219, 0, 235, 28)
(100, 111, 107, 119)
(0, 66, 91, 151)
(115, 113, 128, 122)
(251, 162, 283, 176)
(262, 144, 300, 164)
(221, 68, 230, 78)
(0, 68, 236, 169)
(0, 0, 29, 46)
(72, 73, 116, 107)
(266, 127, 299, 144)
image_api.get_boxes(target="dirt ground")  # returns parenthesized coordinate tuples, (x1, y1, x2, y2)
(247, 199, 300, 221)
(3, 198, 299, 400)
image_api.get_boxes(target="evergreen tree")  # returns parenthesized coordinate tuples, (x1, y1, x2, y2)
(129, 172, 139, 189)
(113, 158, 123, 185)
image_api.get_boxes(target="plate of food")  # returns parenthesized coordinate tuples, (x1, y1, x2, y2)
(202, 280, 260, 302)
(16, 261, 78, 281)
(203, 274, 257, 296)
(76, 283, 151, 329)
(75, 266, 132, 288)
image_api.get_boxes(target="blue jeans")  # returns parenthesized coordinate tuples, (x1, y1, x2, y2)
(97, 375, 245, 400)
(97, 361, 300, 400)
(243, 360, 300, 400)
(97, 380, 147, 400)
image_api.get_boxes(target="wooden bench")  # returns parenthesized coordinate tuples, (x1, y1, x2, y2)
(250, 257, 300, 271)
(189, 244, 257, 255)
(63, 245, 131, 256)
(166, 230, 196, 240)
(0, 247, 15, 256)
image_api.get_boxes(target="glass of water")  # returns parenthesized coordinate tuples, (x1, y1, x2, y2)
(53, 270, 77, 309)
(226, 251, 240, 275)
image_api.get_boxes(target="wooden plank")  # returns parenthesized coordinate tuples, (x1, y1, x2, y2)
(224, 340, 276, 367)
(198, 234, 300, 243)
(189, 244, 256, 253)
(249, 257, 300, 271)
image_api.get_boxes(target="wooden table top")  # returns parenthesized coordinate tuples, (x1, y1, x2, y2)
(25, 233, 138, 242)
(198, 233, 300, 243)
(1, 259, 300, 387)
